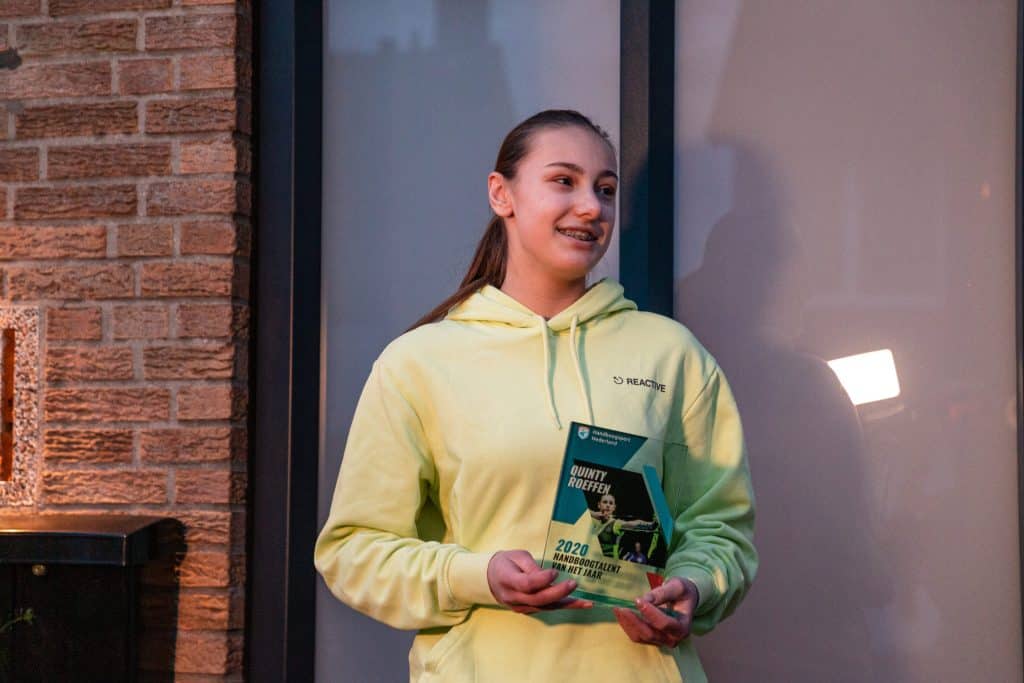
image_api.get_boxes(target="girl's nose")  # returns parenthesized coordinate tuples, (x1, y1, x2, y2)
(575, 189, 601, 219)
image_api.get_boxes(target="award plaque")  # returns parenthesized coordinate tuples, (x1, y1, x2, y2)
(541, 422, 674, 607)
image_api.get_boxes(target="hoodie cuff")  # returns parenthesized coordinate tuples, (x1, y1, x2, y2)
(447, 551, 500, 608)
(667, 565, 717, 614)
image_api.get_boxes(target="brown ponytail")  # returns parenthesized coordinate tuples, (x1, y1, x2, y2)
(407, 110, 614, 332)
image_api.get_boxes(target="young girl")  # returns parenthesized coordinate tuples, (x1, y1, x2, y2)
(315, 110, 756, 682)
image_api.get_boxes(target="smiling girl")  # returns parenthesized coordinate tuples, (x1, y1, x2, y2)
(315, 110, 757, 682)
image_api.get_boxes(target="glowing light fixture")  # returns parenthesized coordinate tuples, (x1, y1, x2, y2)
(827, 349, 900, 406)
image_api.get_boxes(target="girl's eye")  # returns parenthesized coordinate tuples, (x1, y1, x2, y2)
(553, 177, 573, 186)
(599, 185, 617, 198)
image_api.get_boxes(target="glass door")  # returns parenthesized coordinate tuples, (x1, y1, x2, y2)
(319, 2, 619, 679)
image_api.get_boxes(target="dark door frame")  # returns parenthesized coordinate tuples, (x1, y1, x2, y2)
(248, 0, 1024, 680)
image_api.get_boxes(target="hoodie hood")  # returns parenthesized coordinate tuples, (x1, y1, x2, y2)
(445, 277, 637, 330)
(446, 278, 637, 429)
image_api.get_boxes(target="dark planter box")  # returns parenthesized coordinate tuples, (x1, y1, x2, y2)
(0, 515, 181, 683)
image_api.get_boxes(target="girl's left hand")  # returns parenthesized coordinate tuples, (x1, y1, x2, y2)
(612, 577, 699, 648)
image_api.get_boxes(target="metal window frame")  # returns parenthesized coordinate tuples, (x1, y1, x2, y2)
(248, 0, 321, 680)
(249, 0, 1024, 679)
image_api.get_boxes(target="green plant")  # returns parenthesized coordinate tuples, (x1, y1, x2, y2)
(0, 608, 34, 683)
(0, 609, 33, 634)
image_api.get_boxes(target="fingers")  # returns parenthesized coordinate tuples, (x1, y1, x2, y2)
(614, 607, 669, 646)
(642, 577, 699, 624)
(506, 578, 578, 608)
(614, 602, 691, 648)
(509, 594, 593, 614)
(550, 596, 594, 610)
(636, 600, 686, 639)
(487, 551, 591, 611)
(508, 567, 559, 594)
(642, 577, 685, 606)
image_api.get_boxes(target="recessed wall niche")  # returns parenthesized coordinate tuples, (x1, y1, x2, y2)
(0, 307, 39, 506)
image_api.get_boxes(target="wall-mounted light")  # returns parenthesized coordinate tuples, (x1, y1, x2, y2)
(827, 349, 901, 406)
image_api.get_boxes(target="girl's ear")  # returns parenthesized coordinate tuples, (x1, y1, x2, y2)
(488, 172, 514, 218)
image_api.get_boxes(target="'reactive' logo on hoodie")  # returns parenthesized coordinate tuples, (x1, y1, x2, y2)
(612, 376, 667, 393)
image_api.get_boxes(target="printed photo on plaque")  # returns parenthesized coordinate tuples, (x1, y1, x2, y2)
(541, 422, 674, 607)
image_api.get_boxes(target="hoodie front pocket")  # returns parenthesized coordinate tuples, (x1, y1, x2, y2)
(421, 618, 475, 679)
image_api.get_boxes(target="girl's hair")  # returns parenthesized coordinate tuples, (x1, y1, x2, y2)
(407, 109, 614, 331)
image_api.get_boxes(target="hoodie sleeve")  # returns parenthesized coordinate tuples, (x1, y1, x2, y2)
(314, 358, 499, 630)
(662, 365, 757, 635)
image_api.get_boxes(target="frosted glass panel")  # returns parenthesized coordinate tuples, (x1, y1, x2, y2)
(674, 1, 1020, 681)
(319, 2, 619, 680)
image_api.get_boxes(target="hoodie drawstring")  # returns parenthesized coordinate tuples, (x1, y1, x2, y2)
(536, 314, 595, 430)
(569, 315, 595, 426)
(536, 315, 561, 429)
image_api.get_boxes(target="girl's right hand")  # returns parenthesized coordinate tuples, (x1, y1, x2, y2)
(486, 550, 593, 613)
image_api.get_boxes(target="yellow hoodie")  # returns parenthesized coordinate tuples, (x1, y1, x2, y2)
(315, 278, 756, 682)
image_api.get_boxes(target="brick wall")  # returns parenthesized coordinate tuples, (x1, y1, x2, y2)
(0, 0, 252, 679)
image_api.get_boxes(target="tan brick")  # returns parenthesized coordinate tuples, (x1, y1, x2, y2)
(177, 510, 234, 546)
(49, 0, 170, 14)
(182, 0, 236, 5)
(140, 588, 240, 631)
(177, 589, 240, 630)
(177, 550, 233, 587)
(43, 428, 133, 463)
(140, 261, 233, 297)
(176, 303, 241, 339)
(17, 19, 136, 55)
(177, 384, 245, 421)
(145, 98, 238, 134)
(173, 465, 244, 505)
(49, 143, 170, 180)
(8, 264, 132, 299)
(15, 102, 137, 139)
(179, 139, 237, 175)
(146, 14, 236, 51)
(140, 426, 234, 464)
(15, 184, 136, 220)
(117, 58, 172, 96)
(146, 179, 238, 217)
(144, 344, 234, 380)
(0, 62, 110, 100)
(112, 304, 169, 339)
(44, 387, 170, 421)
(116, 223, 173, 257)
(180, 220, 245, 255)
(179, 54, 235, 91)
(173, 630, 243, 675)
(46, 345, 134, 381)
(0, 148, 40, 181)
(46, 306, 102, 341)
(0, 0, 40, 18)
(0, 225, 106, 259)
(42, 470, 167, 504)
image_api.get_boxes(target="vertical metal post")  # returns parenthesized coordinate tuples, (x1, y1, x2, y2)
(249, 0, 321, 680)
(620, 0, 675, 315)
